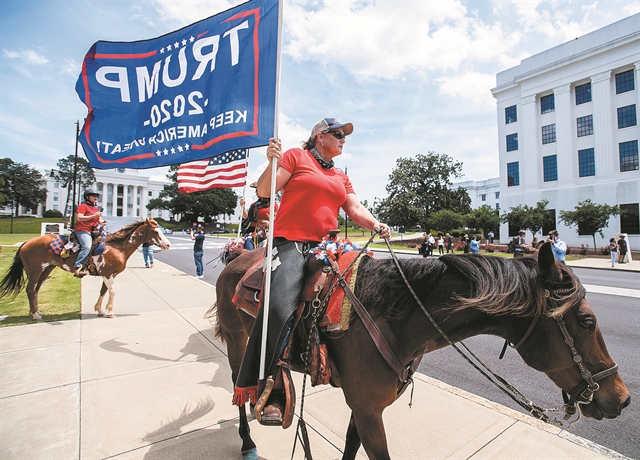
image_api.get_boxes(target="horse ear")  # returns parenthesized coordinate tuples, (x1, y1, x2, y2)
(538, 241, 562, 281)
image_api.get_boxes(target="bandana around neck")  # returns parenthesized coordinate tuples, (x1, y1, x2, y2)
(310, 148, 334, 170)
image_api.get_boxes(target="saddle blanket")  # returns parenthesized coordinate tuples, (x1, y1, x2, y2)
(48, 235, 68, 255)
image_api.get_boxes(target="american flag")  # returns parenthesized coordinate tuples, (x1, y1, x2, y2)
(177, 149, 248, 193)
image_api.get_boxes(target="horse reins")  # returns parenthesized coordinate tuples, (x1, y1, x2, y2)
(384, 240, 619, 428)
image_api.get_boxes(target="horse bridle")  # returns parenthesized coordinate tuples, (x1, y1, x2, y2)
(537, 285, 619, 419)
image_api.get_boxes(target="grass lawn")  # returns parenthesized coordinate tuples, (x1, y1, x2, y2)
(0, 232, 81, 327)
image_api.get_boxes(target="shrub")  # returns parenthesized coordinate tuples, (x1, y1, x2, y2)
(43, 209, 63, 218)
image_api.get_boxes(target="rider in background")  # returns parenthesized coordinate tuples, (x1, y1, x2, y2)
(73, 189, 104, 277)
(240, 183, 279, 250)
(233, 118, 390, 424)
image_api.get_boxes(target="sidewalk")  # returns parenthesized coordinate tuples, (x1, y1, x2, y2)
(0, 253, 631, 459)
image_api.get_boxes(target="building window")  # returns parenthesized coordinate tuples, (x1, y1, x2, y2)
(53, 204, 59, 211)
(495, 203, 500, 210)
(577, 115, 593, 137)
(543, 155, 557, 182)
(615, 69, 635, 94)
(148, 191, 153, 197)
(541, 124, 556, 144)
(540, 94, 555, 114)
(507, 162, 519, 187)
(481, 194, 486, 201)
(620, 203, 639, 234)
(53, 182, 60, 189)
(578, 148, 595, 177)
(575, 83, 591, 105)
(506, 133, 518, 152)
(617, 104, 637, 129)
(505, 105, 517, 124)
(495, 191, 500, 199)
(53, 192, 59, 202)
(619, 140, 639, 172)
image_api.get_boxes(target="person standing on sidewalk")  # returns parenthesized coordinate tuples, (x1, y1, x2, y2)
(609, 238, 618, 267)
(617, 234, 628, 264)
(142, 242, 154, 268)
(547, 230, 567, 264)
(445, 232, 454, 253)
(190, 224, 205, 278)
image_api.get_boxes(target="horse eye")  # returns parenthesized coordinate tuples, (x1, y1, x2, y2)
(580, 318, 596, 330)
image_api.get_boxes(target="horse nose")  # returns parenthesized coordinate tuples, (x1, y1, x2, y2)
(621, 394, 631, 410)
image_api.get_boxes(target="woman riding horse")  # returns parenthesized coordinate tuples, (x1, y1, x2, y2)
(233, 118, 390, 424)
(0, 219, 170, 320)
(73, 188, 105, 277)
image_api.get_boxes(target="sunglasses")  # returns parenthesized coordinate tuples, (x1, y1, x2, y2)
(326, 131, 346, 140)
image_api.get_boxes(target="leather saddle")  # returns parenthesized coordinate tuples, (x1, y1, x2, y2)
(233, 255, 335, 325)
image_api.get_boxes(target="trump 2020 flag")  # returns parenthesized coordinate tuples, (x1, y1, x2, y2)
(75, 0, 280, 169)
(177, 149, 248, 193)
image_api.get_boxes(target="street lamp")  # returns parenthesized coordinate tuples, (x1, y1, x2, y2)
(70, 121, 80, 227)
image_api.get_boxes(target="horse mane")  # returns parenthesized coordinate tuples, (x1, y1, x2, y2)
(107, 219, 155, 245)
(441, 254, 585, 318)
(357, 254, 584, 321)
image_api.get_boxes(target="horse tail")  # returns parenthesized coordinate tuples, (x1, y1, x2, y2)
(204, 302, 224, 342)
(0, 244, 26, 298)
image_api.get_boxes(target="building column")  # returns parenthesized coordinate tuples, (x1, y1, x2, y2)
(141, 187, 146, 218)
(591, 71, 615, 177)
(123, 185, 129, 217)
(521, 94, 538, 190)
(554, 84, 573, 184)
(635, 61, 640, 118)
(100, 183, 107, 212)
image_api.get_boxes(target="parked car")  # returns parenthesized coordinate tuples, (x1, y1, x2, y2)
(210, 227, 231, 234)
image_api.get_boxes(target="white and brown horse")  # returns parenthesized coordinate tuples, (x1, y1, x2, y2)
(0, 219, 170, 319)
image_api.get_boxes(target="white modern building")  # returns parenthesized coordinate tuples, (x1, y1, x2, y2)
(491, 14, 639, 249)
(44, 168, 172, 222)
(452, 178, 501, 211)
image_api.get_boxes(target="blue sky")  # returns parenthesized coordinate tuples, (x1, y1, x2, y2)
(1, 0, 638, 206)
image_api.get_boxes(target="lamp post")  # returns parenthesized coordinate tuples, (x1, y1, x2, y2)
(70, 121, 80, 228)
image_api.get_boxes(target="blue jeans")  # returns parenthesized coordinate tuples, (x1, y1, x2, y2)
(193, 251, 203, 276)
(75, 231, 92, 269)
(142, 246, 154, 266)
(244, 236, 254, 250)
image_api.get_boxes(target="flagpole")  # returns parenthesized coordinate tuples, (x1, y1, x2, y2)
(259, 0, 283, 382)
(237, 151, 249, 241)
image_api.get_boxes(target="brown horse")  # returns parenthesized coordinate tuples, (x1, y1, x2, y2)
(212, 242, 630, 460)
(0, 218, 170, 320)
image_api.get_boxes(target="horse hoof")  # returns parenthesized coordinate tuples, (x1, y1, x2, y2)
(31, 313, 43, 321)
(242, 448, 258, 460)
(106, 312, 116, 318)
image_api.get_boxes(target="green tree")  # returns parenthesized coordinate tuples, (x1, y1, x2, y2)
(147, 165, 238, 222)
(559, 199, 621, 253)
(378, 152, 470, 229)
(0, 158, 47, 218)
(52, 154, 96, 217)
(429, 210, 465, 234)
(501, 200, 553, 241)
(465, 205, 500, 239)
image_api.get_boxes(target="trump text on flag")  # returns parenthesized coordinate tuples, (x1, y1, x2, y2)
(76, 0, 279, 169)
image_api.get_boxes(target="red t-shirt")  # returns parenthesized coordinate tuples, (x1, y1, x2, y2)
(273, 148, 354, 242)
(74, 202, 100, 232)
